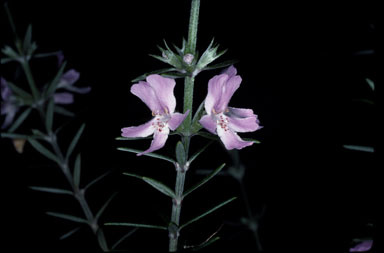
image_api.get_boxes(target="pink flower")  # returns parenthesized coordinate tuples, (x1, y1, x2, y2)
(54, 69, 91, 104)
(121, 75, 188, 156)
(1, 77, 19, 129)
(350, 240, 373, 252)
(199, 66, 261, 150)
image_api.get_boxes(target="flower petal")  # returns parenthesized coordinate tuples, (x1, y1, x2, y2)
(121, 119, 155, 138)
(228, 115, 260, 133)
(130, 81, 163, 113)
(1, 106, 17, 129)
(215, 75, 242, 112)
(199, 114, 217, 134)
(58, 69, 80, 88)
(138, 131, 169, 156)
(168, 110, 189, 131)
(217, 127, 253, 150)
(204, 74, 228, 114)
(1, 77, 11, 100)
(146, 75, 176, 113)
(54, 92, 74, 104)
(222, 65, 237, 78)
(228, 107, 255, 118)
(350, 240, 373, 252)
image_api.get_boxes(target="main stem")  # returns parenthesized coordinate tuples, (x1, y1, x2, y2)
(169, 0, 200, 252)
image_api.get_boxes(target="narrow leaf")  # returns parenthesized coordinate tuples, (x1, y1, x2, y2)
(343, 145, 374, 153)
(180, 197, 237, 230)
(45, 98, 55, 131)
(66, 123, 85, 159)
(28, 138, 59, 163)
(97, 229, 109, 251)
(46, 61, 67, 96)
(34, 51, 61, 59)
(365, 78, 375, 91)
(1, 132, 29, 139)
(243, 138, 261, 144)
(123, 173, 175, 198)
(116, 132, 178, 141)
(95, 192, 118, 221)
(29, 186, 72, 195)
(111, 228, 138, 250)
(59, 227, 81, 240)
(118, 147, 176, 164)
(84, 171, 110, 191)
(175, 141, 186, 165)
(46, 212, 87, 224)
(6, 81, 33, 99)
(8, 107, 32, 132)
(74, 154, 81, 187)
(54, 106, 75, 117)
(131, 68, 176, 82)
(105, 222, 167, 230)
(188, 141, 213, 165)
(161, 72, 190, 79)
(23, 24, 32, 53)
(190, 100, 205, 133)
(191, 237, 221, 251)
(183, 163, 226, 198)
(194, 131, 219, 141)
(203, 59, 239, 71)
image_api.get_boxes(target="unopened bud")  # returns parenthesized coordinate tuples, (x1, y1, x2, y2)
(183, 54, 194, 65)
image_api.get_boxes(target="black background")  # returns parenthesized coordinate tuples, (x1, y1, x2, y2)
(1, 0, 381, 252)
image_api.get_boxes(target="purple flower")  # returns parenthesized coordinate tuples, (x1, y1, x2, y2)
(199, 66, 261, 150)
(350, 240, 373, 252)
(121, 75, 189, 156)
(1, 77, 19, 129)
(54, 69, 91, 104)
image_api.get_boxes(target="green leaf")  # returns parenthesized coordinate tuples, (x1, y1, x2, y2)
(190, 100, 205, 133)
(54, 106, 75, 117)
(105, 222, 167, 230)
(34, 51, 61, 59)
(97, 229, 109, 251)
(29, 186, 72, 195)
(6, 81, 33, 99)
(242, 138, 261, 144)
(1, 132, 29, 139)
(131, 68, 176, 82)
(46, 61, 67, 96)
(23, 24, 32, 53)
(2, 46, 19, 60)
(124, 173, 176, 198)
(180, 197, 237, 230)
(118, 147, 176, 164)
(45, 98, 55, 131)
(46, 212, 88, 224)
(95, 192, 118, 221)
(66, 123, 85, 160)
(161, 72, 190, 79)
(74, 154, 81, 187)
(111, 228, 138, 250)
(191, 237, 221, 251)
(8, 107, 32, 133)
(188, 141, 213, 165)
(183, 163, 225, 198)
(343, 145, 374, 153)
(59, 227, 81, 240)
(84, 171, 110, 191)
(28, 138, 59, 163)
(365, 78, 375, 91)
(203, 59, 239, 71)
(194, 131, 219, 141)
(175, 141, 186, 165)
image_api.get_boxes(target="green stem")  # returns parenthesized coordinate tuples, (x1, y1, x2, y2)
(169, 1, 200, 251)
(24, 60, 108, 251)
